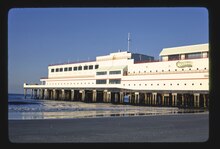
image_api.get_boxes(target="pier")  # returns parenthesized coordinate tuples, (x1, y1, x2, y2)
(24, 86, 209, 109)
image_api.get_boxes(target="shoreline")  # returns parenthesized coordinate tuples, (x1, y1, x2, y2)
(9, 112, 209, 143)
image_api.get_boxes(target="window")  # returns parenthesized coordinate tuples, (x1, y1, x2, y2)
(51, 69, 54, 72)
(64, 67, 68, 71)
(69, 67, 72, 71)
(109, 79, 121, 84)
(96, 79, 107, 84)
(168, 54, 179, 61)
(96, 71, 107, 75)
(109, 70, 121, 75)
(59, 68, 63, 72)
(73, 67, 77, 71)
(78, 66, 82, 70)
(95, 65, 99, 69)
(89, 65, 93, 70)
(84, 66, 88, 70)
(185, 52, 202, 59)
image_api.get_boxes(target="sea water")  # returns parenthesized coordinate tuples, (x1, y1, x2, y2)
(8, 94, 207, 120)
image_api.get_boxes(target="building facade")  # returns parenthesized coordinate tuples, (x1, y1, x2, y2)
(24, 43, 209, 108)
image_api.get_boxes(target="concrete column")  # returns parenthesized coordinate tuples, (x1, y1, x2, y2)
(120, 92, 124, 103)
(61, 89, 65, 100)
(44, 89, 48, 99)
(24, 89, 27, 99)
(129, 93, 132, 103)
(31, 89, 33, 98)
(107, 92, 111, 103)
(135, 92, 139, 104)
(144, 93, 147, 104)
(172, 93, 177, 106)
(162, 94, 165, 106)
(149, 94, 152, 105)
(152, 93, 157, 105)
(103, 90, 108, 102)
(92, 90, 97, 102)
(194, 93, 200, 108)
(39, 89, 41, 99)
(71, 89, 74, 101)
(203, 94, 206, 108)
(115, 93, 119, 103)
(34, 89, 37, 99)
(181, 94, 184, 106)
(80, 90, 85, 101)
(53, 89, 57, 100)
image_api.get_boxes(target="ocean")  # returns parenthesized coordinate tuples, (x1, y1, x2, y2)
(8, 94, 207, 120)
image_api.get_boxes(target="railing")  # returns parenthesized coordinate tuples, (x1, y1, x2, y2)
(48, 59, 96, 66)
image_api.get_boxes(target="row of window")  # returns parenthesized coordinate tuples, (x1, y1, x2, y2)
(96, 70, 121, 75)
(129, 67, 207, 74)
(124, 83, 203, 86)
(168, 52, 209, 60)
(51, 65, 99, 73)
(96, 79, 121, 84)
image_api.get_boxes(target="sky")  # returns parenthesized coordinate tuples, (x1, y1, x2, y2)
(8, 8, 208, 94)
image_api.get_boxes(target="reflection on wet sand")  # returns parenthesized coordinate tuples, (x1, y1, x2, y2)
(9, 101, 208, 120)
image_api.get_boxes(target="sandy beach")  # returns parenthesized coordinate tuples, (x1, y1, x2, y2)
(8, 112, 209, 143)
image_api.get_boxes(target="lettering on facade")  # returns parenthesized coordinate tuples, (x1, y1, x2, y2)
(176, 61, 193, 68)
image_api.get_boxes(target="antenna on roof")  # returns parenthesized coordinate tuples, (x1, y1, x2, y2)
(128, 32, 131, 52)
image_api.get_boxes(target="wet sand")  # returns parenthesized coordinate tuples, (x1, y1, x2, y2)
(8, 112, 209, 143)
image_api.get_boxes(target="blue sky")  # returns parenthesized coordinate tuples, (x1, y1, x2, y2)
(8, 8, 208, 94)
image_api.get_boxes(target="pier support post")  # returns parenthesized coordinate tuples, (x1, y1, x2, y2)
(53, 89, 57, 100)
(44, 89, 48, 99)
(203, 94, 206, 108)
(103, 90, 108, 103)
(92, 90, 97, 102)
(61, 89, 65, 100)
(31, 89, 33, 98)
(120, 92, 124, 103)
(162, 94, 165, 106)
(80, 90, 85, 102)
(172, 93, 177, 106)
(152, 93, 157, 105)
(107, 92, 111, 103)
(194, 93, 200, 108)
(71, 89, 74, 101)
(115, 93, 119, 103)
(135, 92, 139, 104)
(24, 89, 27, 99)
(181, 94, 184, 107)
(34, 89, 37, 99)
(144, 93, 147, 104)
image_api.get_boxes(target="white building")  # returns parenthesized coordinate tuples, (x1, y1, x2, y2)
(24, 43, 209, 108)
